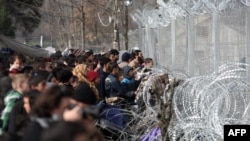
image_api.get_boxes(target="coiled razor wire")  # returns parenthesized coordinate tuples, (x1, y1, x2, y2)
(96, 62, 250, 141)
(169, 62, 250, 141)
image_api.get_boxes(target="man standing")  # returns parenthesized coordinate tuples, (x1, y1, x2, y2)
(129, 50, 144, 70)
(108, 49, 119, 63)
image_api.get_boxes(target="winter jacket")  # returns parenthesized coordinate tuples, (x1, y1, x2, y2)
(22, 116, 60, 141)
(121, 66, 141, 92)
(105, 74, 126, 98)
(8, 99, 28, 135)
(98, 68, 110, 99)
(0, 90, 22, 134)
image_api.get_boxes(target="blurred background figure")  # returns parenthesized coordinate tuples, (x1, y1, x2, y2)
(1, 74, 30, 134)
(8, 54, 26, 73)
(22, 85, 72, 141)
(118, 52, 131, 69)
(108, 49, 119, 63)
(42, 121, 103, 141)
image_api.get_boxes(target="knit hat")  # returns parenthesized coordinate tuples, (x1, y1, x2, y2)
(72, 83, 97, 105)
(87, 70, 99, 82)
(121, 52, 131, 62)
(57, 69, 73, 83)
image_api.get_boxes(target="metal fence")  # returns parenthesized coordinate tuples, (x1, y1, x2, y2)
(133, 1, 250, 77)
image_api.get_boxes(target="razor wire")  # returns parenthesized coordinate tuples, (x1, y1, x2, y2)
(140, 0, 250, 28)
(96, 63, 250, 140)
(142, 1, 187, 28)
(168, 62, 250, 141)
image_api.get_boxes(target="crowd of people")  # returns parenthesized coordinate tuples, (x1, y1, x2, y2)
(0, 48, 154, 141)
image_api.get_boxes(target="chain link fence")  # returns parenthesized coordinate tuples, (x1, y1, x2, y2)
(137, 1, 250, 77)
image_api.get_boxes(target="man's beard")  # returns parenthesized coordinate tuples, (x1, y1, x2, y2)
(138, 57, 144, 64)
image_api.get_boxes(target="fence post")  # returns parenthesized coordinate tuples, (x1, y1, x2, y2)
(187, 14, 194, 76)
(212, 11, 220, 71)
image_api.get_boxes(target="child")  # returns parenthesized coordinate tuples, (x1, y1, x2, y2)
(8, 54, 26, 74)
(0, 74, 30, 134)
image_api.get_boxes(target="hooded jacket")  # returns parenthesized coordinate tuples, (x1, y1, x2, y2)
(121, 66, 134, 84)
(121, 66, 140, 92)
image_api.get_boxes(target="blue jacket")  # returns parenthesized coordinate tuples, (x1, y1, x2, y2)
(121, 66, 140, 91)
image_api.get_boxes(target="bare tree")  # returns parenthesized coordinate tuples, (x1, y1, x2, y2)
(39, 0, 151, 51)
(41, 0, 114, 51)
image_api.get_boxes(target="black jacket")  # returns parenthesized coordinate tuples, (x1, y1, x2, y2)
(105, 74, 126, 98)
(98, 68, 109, 99)
(8, 99, 29, 135)
(22, 117, 59, 141)
(22, 121, 44, 141)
